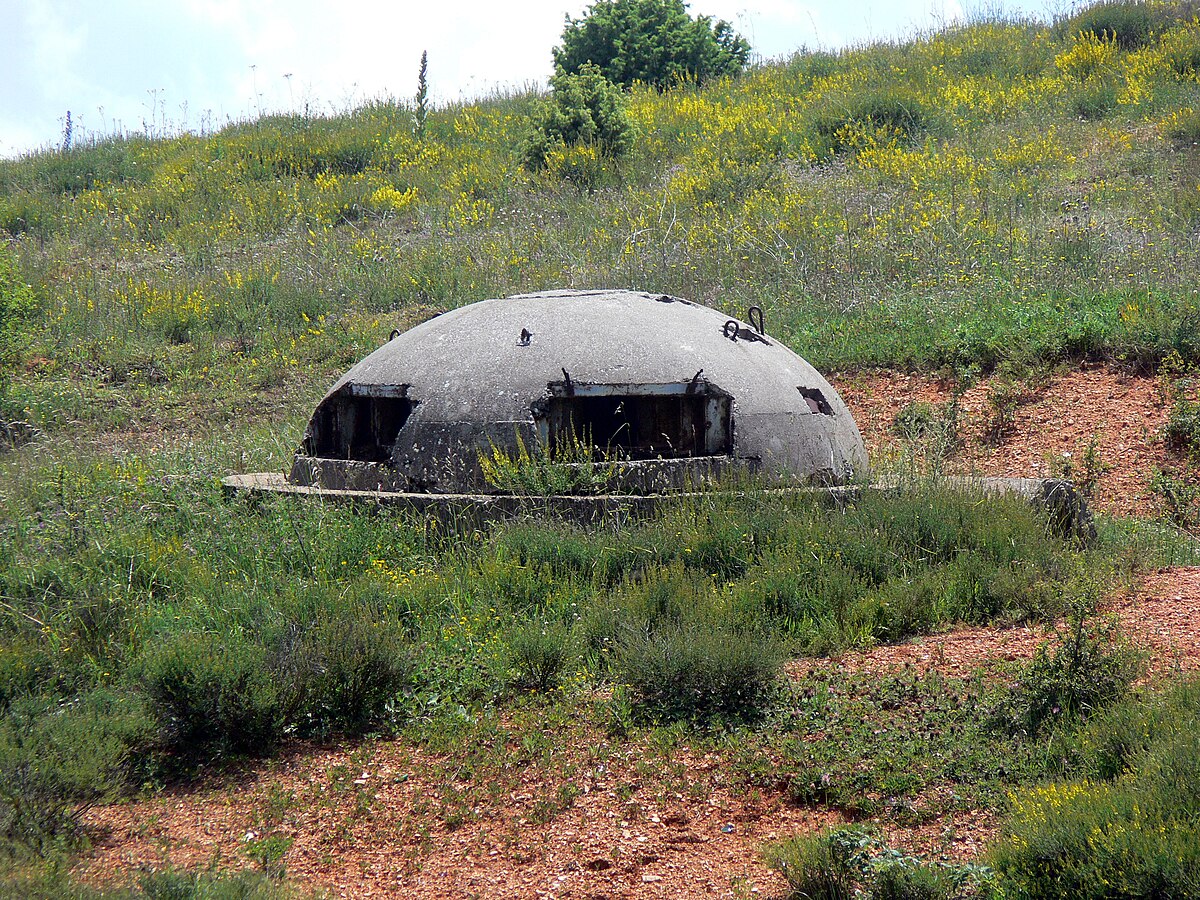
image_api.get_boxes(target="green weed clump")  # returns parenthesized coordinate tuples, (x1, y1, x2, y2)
(767, 826, 995, 900)
(140, 632, 285, 761)
(1060, 1, 1165, 50)
(141, 614, 417, 762)
(612, 611, 783, 722)
(504, 616, 575, 694)
(991, 678, 1200, 900)
(1164, 395, 1200, 457)
(766, 669, 1044, 821)
(0, 692, 153, 861)
(478, 430, 621, 494)
(1149, 467, 1200, 531)
(990, 614, 1144, 737)
(2, 868, 293, 899)
(0, 247, 36, 425)
(811, 89, 930, 156)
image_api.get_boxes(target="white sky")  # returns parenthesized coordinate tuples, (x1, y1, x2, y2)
(1, 0, 1070, 158)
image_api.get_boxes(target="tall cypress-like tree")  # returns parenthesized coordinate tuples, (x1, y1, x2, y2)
(414, 51, 429, 138)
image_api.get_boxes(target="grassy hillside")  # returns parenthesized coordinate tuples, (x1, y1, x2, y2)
(5, 5, 1200, 449)
(3, 4, 1200, 897)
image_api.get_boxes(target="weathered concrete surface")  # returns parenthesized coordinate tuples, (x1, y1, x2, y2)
(223, 472, 1095, 542)
(289, 289, 867, 493)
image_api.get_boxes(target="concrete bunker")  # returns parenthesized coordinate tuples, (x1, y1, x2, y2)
(223, 288, 1094, 539)
(280, 289, 868, 495)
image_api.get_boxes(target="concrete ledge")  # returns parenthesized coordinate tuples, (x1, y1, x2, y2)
(222, 472, 1095, 542)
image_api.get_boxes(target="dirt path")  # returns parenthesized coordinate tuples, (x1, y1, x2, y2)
(79, 568, 1200, 899)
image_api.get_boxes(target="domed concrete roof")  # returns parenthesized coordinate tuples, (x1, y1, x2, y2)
(288, 289, 867, 494)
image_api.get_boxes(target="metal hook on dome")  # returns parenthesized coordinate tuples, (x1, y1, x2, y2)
(747, 305, 765, 336)
(723, 320, 739, 342)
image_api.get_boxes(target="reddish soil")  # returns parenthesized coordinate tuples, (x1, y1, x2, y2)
(76, 365, 1200, 898)
(789, 568, 1200, 683)
(78, 568, 1200, 899)
(80, 741, 837, 899)
(831, 364, 1186, 519)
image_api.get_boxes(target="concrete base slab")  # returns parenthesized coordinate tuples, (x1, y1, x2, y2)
(222, 472, 1095, 542)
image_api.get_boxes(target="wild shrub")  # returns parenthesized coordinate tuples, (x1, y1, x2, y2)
(504, 616, 574, 694)
(891, 401, 939, 443)
(612, 617, 782, 721)
(764, 827, 855, 900)
(0, 248, 35, 423)
(891, 399, 960, 468)
(478, 429, 621, 494)
(10, 139, 147, 197)
(1149, 467, 1200, 531)
(521, 64, 636, 178)
(1166, 105, 1200, 148)
(1060, 1, 1162, 50)
(1045, 433, 1111, 499)
(812, 89, 929, 156)
(0, 691, 152, 860)
(1071, 80, 1119, 120)
(275, 616, 415, 737)
(767, 826, 994, 900)
(140, 632, 284, 761)
(992, 614, 1143, 738)
(598, 564, 782, 720)
(0, 250, 35, 339)
(992, 680, 1200, 899)
(983, 379, 1028, 444)
(1161, 21, 1200, 76)
(1164, 394, 1200, 457)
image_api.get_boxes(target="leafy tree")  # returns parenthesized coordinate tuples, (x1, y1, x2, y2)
(522, 63, 636, 173)
(553, 0, 750, 89)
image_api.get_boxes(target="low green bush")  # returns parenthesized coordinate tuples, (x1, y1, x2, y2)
(1150, 467, 1200, 531)
(767, 826, 995, 900)
(0, 691, 152, 860)
(276, 616, 415, 737)
(0, 867, 292, 899)
(504, 616, 574, 694)
(1071, 80, 1119, 119)
(812, 89, 929, 156)
(613, 616, 782, 721)
(992, 680, 1200, 899)
(765, 826, 855, 900)
(140, 632, 284, 761)
(990, 615, 1143, 738)
(1060, 1, 1162, 50)
(1165, 394, 1200, 457)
